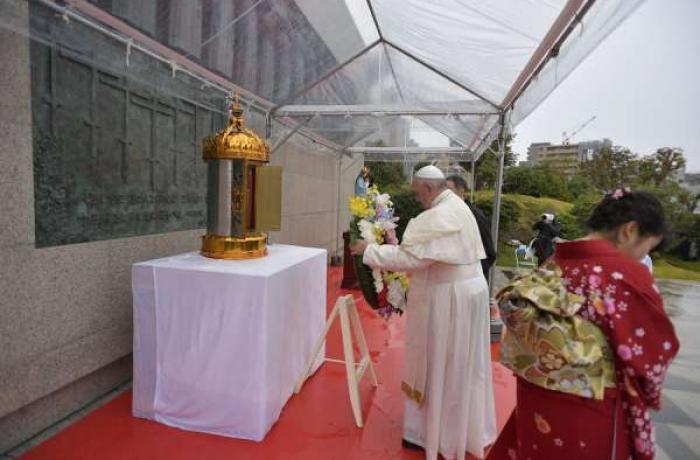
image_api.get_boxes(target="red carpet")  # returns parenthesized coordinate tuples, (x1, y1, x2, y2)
(22, 267, 515, 460)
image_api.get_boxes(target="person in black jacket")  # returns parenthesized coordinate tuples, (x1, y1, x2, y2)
(532, 213, 562, 266)
(446, 175, 496, 282)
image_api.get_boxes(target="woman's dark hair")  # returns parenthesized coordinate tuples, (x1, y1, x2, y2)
(586, 189, 666, 238)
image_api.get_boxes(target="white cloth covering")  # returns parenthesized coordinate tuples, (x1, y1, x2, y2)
(363, 190, 496, 459)
(131, 245, 327, 441)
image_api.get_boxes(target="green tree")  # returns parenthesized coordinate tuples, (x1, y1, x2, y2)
(565, 173, 599, 200)
(383, 183, 421, 240)
(636, 147, 687, 186)
(570, 193, 603, 234)
(636, 181, 696, 250)
(365, 161, 405, 189)
(581, 145, 637, 190)
(502, 166, 570, 201)
(466, 135, 517, 190)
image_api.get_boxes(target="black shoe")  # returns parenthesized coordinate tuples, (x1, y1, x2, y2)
(401, 439, 423, 451)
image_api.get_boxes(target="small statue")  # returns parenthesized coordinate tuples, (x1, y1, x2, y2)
(354, 166, 371, 196)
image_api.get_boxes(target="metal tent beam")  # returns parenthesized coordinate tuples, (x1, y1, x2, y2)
(415, 117, 473, 149)
(341, 116, 405, 149)
(366, 0, 384, 41)
(270, 40, 382, 113)
(489, 112, 509, 293)
(348, 146, 468, 155)
(470, 160, 476, 204)
(275, 104, 497, 117)
(383, 42, 405, 101)
(274, 117, 345, 154)
(363, 151, 475, 163)
(501, 0, 591, 109)
(270, 116, 315, 153)
(384, 40, 501, 110)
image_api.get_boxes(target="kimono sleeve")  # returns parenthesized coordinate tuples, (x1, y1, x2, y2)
(610, 276, 680, 410)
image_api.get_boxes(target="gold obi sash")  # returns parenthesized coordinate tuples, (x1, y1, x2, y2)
(496, 266, 616, 400)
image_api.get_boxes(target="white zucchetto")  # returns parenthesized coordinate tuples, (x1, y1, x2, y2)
(413, 165, 445, 180)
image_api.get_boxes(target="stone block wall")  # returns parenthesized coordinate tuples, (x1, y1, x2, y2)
(0, 1, 360, 451)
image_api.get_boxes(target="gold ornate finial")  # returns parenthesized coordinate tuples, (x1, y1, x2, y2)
(202, 91, 269, 162)
(227, 92, 244, 128)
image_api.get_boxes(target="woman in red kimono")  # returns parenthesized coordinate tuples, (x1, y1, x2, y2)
(491, 189, 680, 459)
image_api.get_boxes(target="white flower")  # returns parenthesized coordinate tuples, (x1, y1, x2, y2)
(375, 193, 392, 207)
(593, 266, 603, 273)
(663, 341, 672, 351)
(358, 220, 377, 244)
(372, 269, 384, 293)
(635, 328, 645, 337)
(375, 219, 397, 232)
(554, 438, 563, 447)
(387, 280, 406, 310)
(612, 272, 623, 280)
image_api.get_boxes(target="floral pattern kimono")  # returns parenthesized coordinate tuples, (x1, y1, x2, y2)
(491, 240, 679, 459)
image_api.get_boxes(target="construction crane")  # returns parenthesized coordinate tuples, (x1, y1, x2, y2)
(562, 115, 596, 145)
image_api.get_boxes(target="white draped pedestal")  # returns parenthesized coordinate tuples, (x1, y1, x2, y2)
(131, 244, 327, 441)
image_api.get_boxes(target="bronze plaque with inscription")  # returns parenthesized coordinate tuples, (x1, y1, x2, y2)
(30, 2, 227, 247)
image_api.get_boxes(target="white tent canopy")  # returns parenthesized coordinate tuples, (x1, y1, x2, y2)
(7, 0, 645, 276)
(19, 0, 645, 160)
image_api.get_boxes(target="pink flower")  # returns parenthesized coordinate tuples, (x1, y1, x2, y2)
(588, 274, 601, 287)
(635, 437, 651, 454)
(604, 298, 616, 314)
(617, 344, 633, 361)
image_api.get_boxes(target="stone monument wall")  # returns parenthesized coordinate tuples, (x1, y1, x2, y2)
(0, 1, 360, 451)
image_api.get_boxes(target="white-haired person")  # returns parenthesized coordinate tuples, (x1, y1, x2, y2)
(351, 165, 496, 460)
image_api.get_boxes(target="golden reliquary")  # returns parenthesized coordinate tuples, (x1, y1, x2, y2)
(200, 96, 282, 259)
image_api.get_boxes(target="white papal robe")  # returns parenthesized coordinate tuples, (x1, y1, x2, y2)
(363, 189, 497, 460)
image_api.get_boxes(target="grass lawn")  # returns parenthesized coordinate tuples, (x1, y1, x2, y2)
(652, 257, 700, 281)
(495, 248, 700, 281)
(477, 192, 700, 282)
(496, 243, 518, 268)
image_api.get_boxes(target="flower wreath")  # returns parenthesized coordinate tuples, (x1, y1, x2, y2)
(348, 186, 409, 319)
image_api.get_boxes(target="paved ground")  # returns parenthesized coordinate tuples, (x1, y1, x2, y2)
(654, 280, 700, 460)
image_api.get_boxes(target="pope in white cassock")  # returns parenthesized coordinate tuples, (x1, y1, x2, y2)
(351, 165, 497, 460)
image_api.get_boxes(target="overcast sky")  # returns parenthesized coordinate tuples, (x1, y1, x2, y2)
(511, 0, 700, 171)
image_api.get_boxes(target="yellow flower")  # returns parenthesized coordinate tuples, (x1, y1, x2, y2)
(348, 196, 374, 218)
(384, 272, 410, 290)
(397, 273, 410, 290)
